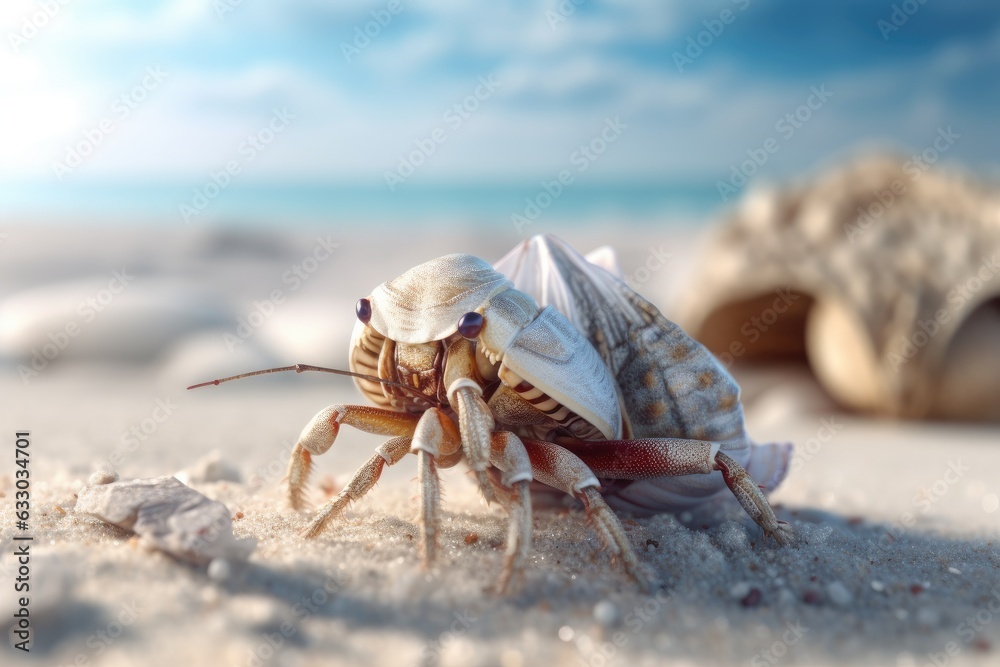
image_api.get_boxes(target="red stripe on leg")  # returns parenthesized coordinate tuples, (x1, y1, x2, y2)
(558, 438, 715, 480)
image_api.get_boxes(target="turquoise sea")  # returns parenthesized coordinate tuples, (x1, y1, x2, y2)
(0, 181, 724, 227)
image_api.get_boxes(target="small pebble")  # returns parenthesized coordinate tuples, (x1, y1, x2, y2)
(175, 450, 242, 485)
(88, 469, 119, 486)
(910, 584, 924, 595)
(730, 581, 752, 599)
(593, 600, 618, 627)
(827, 581, 853, 607)
(871, 580, 886, 592)
(208, 558, 232, 582)
(741, 588, 763, 608)
(231, 595, 284, 628)
(947, 567, 962, 575)
(464, 532, 479, 545)
(75, 476, 255, 565)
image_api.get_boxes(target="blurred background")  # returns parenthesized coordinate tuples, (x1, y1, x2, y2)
(3, 4, 1000, 665)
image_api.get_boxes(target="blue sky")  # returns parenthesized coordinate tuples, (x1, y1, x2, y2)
(0, 0, 997, 214)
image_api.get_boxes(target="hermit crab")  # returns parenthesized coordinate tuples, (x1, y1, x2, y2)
(191, 235, 792, 590)
(677, 154, 1000, 421)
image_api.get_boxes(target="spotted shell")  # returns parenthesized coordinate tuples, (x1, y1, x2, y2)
(496, 235, 790, 512)
(677, 154, 1000, 421)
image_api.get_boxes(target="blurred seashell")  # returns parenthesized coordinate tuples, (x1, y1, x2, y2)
(677, 154, 1000, 421)
(156, 330, 283, 389)
(0, 278, 233, 365)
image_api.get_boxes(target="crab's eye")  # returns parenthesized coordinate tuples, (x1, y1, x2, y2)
(356, 298, 372, 324)
(457, 311, 484, 339)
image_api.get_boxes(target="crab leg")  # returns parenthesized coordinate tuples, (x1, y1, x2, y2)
(521, 439, 655, 590)
(416, 450, 440, 564)
(299, 436, 412, 538)
(715, 451, 792, 545)
(487, 431, 534, 593)
(444, 338, 499, 504)
(409, 407, 463, 567)
(287, 405, 421, 510)
(562, 438, 792, 545)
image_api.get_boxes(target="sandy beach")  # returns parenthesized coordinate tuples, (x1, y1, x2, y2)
(2, 224, 999, 667)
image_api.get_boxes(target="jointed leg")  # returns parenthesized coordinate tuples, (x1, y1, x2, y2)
(417, 451, 439, 565)
(488, 432, 534, 593)
(715, 451, 791, 545)
(561, 438, 792, 545)
(409, 408, 462, 567)
(521, 439, 655, 590)
(287, 405, 421, 510)
(297, 406, 463, 570)
(299, 436, 411, 537)
(444, 339, 499, 504)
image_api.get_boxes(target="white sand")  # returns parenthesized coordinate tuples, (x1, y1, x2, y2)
(2, 225, 999, 667)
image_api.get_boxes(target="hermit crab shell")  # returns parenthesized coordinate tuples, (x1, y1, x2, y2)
(677, 154, 1000, 421)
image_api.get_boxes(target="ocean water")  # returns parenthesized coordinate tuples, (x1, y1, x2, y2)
(0, 180, 722, 227)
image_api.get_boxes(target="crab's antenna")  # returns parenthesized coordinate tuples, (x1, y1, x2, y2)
(187, 364, 415, 393)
